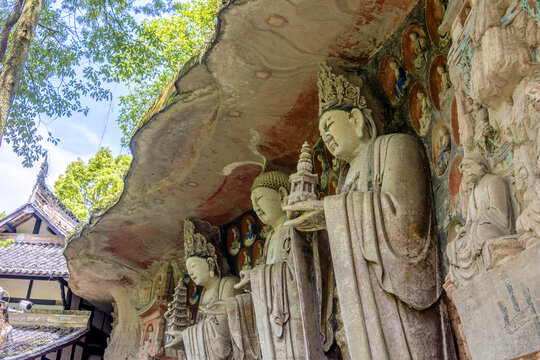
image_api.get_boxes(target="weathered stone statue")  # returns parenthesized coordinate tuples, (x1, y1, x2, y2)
(166, 219, 239, 360)
(446, 154, 515, 286)
(244, 218, 256, 246)
(437, 64, 452, 109)
(517, 180, 540, 248)
(410, 31, 429, 71)
(285, 61, 455, 359)
(436, 126, 451, 176)
(418, 90, 432, 136)
(231, 170, 306, 359)
(230, 227, 241, 255)
(389, 60, 408, 101)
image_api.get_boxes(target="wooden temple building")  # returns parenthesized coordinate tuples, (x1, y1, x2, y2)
(0, 161, 112, 359)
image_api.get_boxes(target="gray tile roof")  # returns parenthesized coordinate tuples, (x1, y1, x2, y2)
(0, 236, 68, 278)
(0, 325, 87, 359)
(0, 309, 91, 359)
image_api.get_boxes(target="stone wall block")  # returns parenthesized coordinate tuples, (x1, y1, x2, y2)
(452, 244, 540, 360)
(469, 27, 532, 107)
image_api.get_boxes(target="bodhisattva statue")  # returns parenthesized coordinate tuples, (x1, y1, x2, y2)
(284, 61, 456, 359)
(231, 170, 307, 359)
(166, 218, 239, 359)
(446, 154, 514, 286)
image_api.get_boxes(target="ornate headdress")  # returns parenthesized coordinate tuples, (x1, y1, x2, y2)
(183, 219, 218, 262)
(251, 170, 291, 193)
(317, 61, 368, 116)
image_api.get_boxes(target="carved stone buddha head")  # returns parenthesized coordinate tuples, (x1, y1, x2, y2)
(183, 219, 221, 287)
(317, 61, 377, 162)
(250, 170, 290, 227)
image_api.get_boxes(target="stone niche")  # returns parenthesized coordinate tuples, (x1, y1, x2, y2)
(441, 0, 540, 358)
(452, 244, 540, 360)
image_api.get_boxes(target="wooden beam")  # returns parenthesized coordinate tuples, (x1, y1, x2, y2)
(26, 279, 34, 299)
(32, 215, 42, 234)
(60, 282, 67, 310)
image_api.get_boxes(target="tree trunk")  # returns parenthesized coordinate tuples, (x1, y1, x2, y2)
(0, 0, 43, 146)
(0, 0, 25, 63)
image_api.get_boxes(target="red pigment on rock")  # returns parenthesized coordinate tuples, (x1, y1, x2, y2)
(196, 164, 261, 226)
(105, 224, 175, 270)
(257, 84, 320, 168)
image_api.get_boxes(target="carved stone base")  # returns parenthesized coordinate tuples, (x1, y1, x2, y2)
(452, 243, 540, 360)
(482, 234, 523, 270)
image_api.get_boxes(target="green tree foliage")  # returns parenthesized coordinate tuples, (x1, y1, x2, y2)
(0, 211, 13, 248)
(54, 147, 132, 221)
(1, 0, 221, 165)
(112, 0, 221, 145)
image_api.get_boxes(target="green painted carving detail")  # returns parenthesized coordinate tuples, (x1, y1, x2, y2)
(521, 0, 540, 21)
(457, 40, 474, 96)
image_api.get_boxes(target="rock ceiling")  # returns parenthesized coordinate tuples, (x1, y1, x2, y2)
(64, 0, 420, 307)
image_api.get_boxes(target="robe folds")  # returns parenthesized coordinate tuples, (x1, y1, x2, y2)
(446, 173, 513, 285)
(250, 259, 307, 360)
(226, 294, 261, 360)
(324, 134, 456, 360)
(183, 276, 237, 360)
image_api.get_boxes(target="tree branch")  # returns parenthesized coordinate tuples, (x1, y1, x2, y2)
(0, 0, 25, 63)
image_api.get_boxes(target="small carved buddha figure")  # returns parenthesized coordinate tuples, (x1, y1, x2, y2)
(231, 170, 307, 359)
(284, 61, 456, 360)
(244, 218, 256, 246)
(166, 219, 239, 360)
(241, 251, 252, 271)
(254, 242, 265, 266)
(436, 126, 451, 176)
(418, 90, 432, 136)
(140, 325, 154, 360)
(410, 31, 429, 71)
(446, 154, 514, 286)
(389, 60, 408, 101)
(434, 0, 450, 47)
(230, 227, 241, 256)
(437, 64, 452, 109)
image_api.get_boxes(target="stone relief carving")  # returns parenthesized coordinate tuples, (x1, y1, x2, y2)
(165, 219, 239, 360)
(437, 63, 453, 109)
(434, 123, 452, 176)
(229, 227, 241, 256)
(244, 218, 256, 247)
(418, 90, 433, 136)
(284, 61, 456, 359)
(446, 154, 521, 287)
(230, 169, 307, 359)
(411, 31, 430, 71)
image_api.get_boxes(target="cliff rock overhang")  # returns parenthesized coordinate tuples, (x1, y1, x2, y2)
(64, 0, 420, 308)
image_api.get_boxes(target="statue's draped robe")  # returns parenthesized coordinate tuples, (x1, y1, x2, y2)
(183, 277, 237, 360)
(446, 173, 513, 285)
(226, 294, 261, 360)
(324, 134, 456, 360)
(227, 227, 307, 360)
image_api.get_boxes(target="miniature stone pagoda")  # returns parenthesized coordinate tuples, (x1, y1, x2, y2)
(286, 142, 318, 219)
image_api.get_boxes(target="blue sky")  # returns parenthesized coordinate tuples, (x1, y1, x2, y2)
(0, 85, 128, 215)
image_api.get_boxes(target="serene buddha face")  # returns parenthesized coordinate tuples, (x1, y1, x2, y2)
(251, 186, 285, 227)
(319, 108, 365, 161)
(186, 256, 214, 287)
